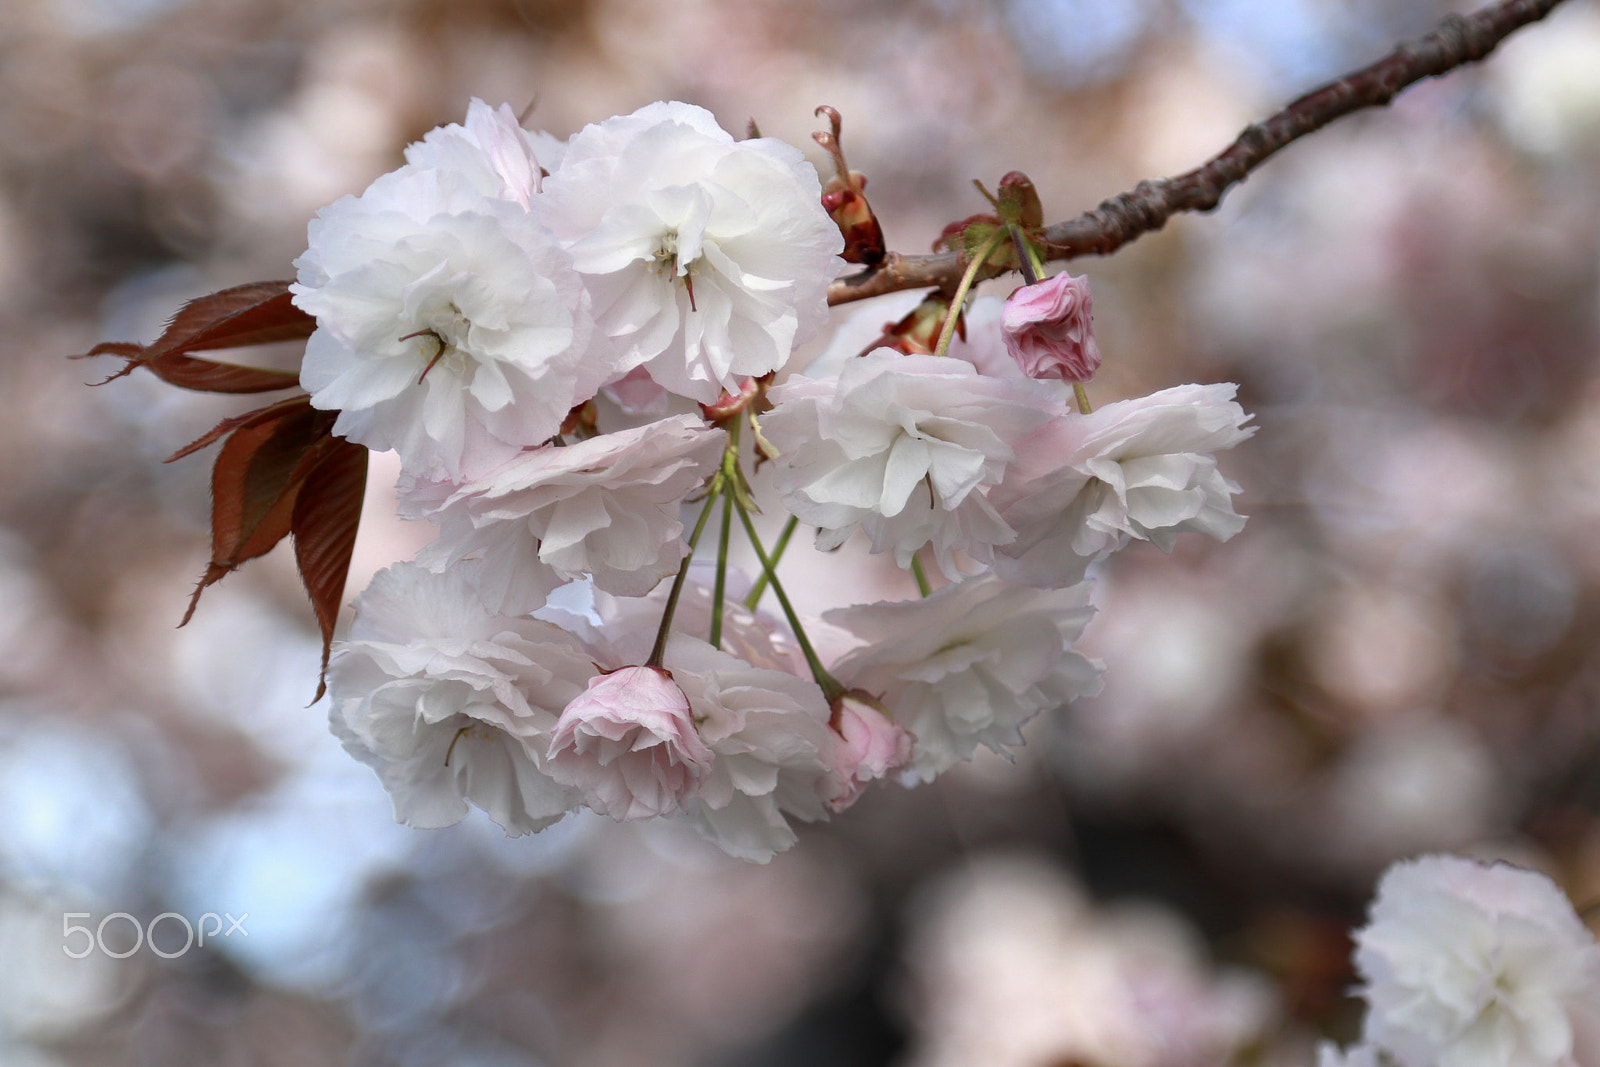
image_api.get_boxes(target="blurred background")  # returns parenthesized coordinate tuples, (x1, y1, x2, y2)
(3, 0, 1600, 1064)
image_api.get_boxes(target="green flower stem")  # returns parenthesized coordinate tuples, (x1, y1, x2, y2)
(1008, 224, 1044, 286)
(732, 494, 845, 703)
(1073, 382, 1093, 415)
(910, 554, 933, 598)
(647, 479, 722, 669)
(710, 489, 733, 649)
(933, 227, 1009, 359)
(743, 514, 798, 610)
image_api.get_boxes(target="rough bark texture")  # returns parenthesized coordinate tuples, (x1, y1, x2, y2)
(827, 0, 1569, 307)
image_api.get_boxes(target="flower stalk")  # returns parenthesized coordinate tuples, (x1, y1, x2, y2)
(1008, 223, 1045, 286)
(648, 478, 723, 669)
(732, 494, 845, 703)
(743, 513, 798, 610)
(709, 490, 734, 649)
(934, 226, 1008, 359)
(910, 554, 933, 597)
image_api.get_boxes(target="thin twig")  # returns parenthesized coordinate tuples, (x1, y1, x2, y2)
(826, 0, 1568, 307)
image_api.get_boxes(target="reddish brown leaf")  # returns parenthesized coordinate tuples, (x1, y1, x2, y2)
(292, 438, 368, 701)
(172, 390, 368, 700)
(181, 397, 336, 625)
(115, 283, 368, 699)
(79, 280, 312, 394)
(148, 281, 315, 354)
(181, 499, 300, 626)
(91, 347, 303, 394)
(165, 395, 309, 464)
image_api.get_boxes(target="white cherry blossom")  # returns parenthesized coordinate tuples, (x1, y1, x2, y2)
(762, 349, 1061, 577)
(293, 107, 600, 480)
(405, 414, 724, 614)
(327, 562, 594, 836)
(401, 98, 546, 210)
(992, 382, 1254, 587)
(1353, 854, 1600, 1067)
(284, 96, 1265, 869)
(539, 101, 843, 402)
(663, 635, 836, 862)
(826, 575, 1103, 782)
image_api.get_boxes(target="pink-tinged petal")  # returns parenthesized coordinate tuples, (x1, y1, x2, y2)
(406, 415, 723, 615)
(545, 666, 714, 820)
(1000, 272, 1103, 383)
(821, 692, 911, 813)
(327, 562, 592, 837)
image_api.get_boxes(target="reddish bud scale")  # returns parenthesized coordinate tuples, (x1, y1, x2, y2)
(559, 399, 599, 439)
(997, 171, 1044, 229)
(876, 294, 959, 356)
(933, 213, 998, 254)
(814, 105, 885, 266)
(823, 178, 886, 266)
(700, 376, 766, 423)
(935, 213, 1013, 271)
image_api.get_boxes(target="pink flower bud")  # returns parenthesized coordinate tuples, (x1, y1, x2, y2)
(1000, 272, 1102, 382)
(546, 666, 714, 820)
(821, 691, 912, 813)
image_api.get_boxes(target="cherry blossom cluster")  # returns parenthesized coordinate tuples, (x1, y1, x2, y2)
(294, 99, 1254, 861)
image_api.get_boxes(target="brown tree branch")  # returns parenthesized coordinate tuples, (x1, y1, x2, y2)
(826, 0, 1569, 307)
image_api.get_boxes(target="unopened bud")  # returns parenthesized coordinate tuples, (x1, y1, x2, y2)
(546, 666, 712, 821)
(997, 171, 1044, 229)
(814, 105, 885, 266)
(821, 690, 911, 813)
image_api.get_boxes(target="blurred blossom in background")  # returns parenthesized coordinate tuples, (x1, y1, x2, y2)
(2, 0, 1600, 1064)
